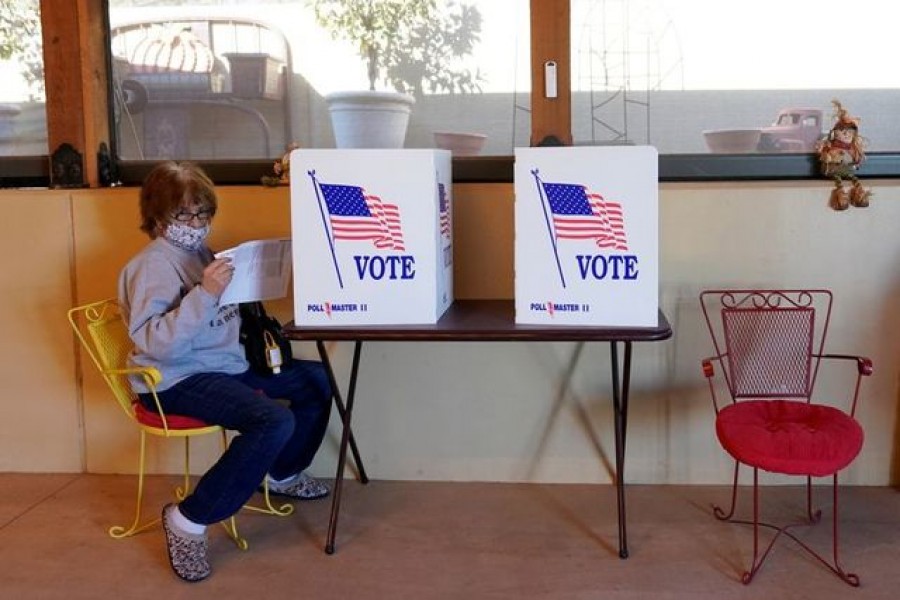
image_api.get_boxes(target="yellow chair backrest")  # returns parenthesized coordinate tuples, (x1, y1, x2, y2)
(68, 298, 161, 420)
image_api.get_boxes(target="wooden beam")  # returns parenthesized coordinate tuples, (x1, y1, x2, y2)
(530, 0, 571, 146)
(40, 0, 110, 187)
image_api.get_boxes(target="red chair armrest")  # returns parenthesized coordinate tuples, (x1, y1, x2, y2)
(858, 357, 873, 376)
(819, 353, 874, 376)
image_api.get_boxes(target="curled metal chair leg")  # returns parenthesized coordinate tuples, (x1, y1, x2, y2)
(109, 432, 158, 539)
(717, 470, 860, 586)
(713, 461, 740, 521)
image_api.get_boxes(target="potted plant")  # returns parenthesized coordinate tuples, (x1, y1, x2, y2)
(309, 0, 482, 148)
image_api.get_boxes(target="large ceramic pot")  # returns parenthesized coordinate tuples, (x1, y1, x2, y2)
(324, 90, 415, 148)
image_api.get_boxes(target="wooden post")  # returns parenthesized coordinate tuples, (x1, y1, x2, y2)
(40, 0, 110, 187)
(530, 0, 571, 146)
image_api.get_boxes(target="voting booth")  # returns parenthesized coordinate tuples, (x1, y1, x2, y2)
(514, 146, 659, 326)
(290, 149, 453, 325)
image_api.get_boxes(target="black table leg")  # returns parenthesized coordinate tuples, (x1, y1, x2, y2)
(321, 340, 363, 554)
(610, 340, 633, 559)
(316, 340, 368, 483)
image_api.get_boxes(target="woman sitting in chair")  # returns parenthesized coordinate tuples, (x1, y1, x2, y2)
(118, 161, 332, 582)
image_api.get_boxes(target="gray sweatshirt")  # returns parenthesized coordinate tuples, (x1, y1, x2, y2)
(118, 237, 248, 393)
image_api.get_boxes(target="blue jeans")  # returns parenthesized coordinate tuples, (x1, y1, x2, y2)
(138, 359, 332, 525)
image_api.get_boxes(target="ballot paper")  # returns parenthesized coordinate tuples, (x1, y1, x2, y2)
(214, 238, 292, 305)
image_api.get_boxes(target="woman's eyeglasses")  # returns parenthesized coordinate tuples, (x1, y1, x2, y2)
(172, 209, 213, 224)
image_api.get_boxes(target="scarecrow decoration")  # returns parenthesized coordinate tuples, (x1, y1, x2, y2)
(816, 100, 871, 210)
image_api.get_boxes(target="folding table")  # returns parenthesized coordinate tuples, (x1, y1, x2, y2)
(283, 299, 672, 558)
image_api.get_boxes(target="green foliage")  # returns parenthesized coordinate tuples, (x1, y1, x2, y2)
(0, 0, 43, 98)
(309, 0, 482, 96)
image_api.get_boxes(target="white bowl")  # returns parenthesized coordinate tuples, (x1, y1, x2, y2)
(433, 131, 487, 156)
(702, 129, 761, 153)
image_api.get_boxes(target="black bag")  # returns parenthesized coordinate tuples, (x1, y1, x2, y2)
(238, 302, 293, 376)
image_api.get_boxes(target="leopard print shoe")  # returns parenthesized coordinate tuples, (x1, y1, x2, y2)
(265, 471, 330, 500)
(161, 503, 211, 582)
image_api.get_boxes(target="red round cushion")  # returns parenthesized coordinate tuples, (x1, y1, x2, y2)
(716, 399, 863, 477)
(133, 402, 210, 430)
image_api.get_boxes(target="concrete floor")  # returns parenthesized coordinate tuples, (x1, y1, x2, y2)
(1, 474, 898, 599)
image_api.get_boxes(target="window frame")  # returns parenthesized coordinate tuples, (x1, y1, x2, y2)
(3, 0, 898, 189)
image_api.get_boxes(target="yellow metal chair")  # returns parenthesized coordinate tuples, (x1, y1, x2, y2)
(68, 298, 293, 549)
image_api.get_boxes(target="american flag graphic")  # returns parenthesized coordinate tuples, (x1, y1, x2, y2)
(542, 182, 628, 251)
(320, 183, 405, 251)
(438, 183, 450, 239)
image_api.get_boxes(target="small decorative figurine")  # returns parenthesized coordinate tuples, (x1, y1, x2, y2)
(816, 100, 870, 210)
(50, 143, 86, 189)
(261, 142, 300, 187)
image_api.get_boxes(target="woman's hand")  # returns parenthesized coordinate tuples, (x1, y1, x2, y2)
(200, 258, 234, 298)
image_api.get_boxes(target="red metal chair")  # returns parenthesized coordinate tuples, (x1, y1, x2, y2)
(699, 289, 872, 586)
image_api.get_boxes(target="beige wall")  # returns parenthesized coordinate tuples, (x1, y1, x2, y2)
(2, 181, 898, 485)
(0, 190, 81, 472)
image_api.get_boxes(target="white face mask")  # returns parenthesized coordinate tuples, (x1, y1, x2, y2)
(163, 222, 210, 251)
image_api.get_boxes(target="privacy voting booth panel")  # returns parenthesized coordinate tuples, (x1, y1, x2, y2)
(290, 149, 453, 325)
(514, 146, 659, 326)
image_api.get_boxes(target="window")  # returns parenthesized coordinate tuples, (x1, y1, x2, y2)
(107, 0, 530, 162)
(570, 0, 900, 178)
(110, 13, 293, 160)
(0, 0, 47, 185)
(5, 0, 900, 188)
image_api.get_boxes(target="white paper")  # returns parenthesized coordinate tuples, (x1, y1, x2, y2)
(215, 238, 292, 305)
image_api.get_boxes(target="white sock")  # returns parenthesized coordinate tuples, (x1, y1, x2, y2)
(170, 505, 207, 535)
(268, 472, 298, 485)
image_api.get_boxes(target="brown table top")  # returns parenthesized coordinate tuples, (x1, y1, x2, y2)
(283, 299, 672, 343)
